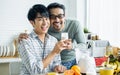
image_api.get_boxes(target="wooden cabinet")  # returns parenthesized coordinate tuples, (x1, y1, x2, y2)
(0, 58, 21, 75)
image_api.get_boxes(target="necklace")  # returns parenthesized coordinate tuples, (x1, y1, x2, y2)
(37, 35, 47, 73)
(38, 36, 47, 59)
(42, 37, 47, 59)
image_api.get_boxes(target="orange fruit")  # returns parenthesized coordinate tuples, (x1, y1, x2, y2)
(71, 65, 81, 75)
(64, 69, 75, 75)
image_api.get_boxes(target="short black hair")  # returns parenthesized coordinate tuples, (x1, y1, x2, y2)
(27, 4, 49, 21)
(47, 2, 65, 14)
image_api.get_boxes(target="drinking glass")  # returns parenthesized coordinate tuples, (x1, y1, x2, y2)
(61, 32, 68, 40)
(106, 46, 113, 57)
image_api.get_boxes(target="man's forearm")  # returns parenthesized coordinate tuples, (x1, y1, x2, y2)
(72, 42, 87, 50)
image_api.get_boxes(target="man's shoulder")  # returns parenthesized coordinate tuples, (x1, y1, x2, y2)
(65, 19, 80, 28)
(65, 19, 79, 24)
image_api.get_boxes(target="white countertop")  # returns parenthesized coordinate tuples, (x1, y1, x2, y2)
(0, 57, 21, 63)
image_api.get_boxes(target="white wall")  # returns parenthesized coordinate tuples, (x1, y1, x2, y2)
(88, 0, 120, 47)
(76, 0, 86, 28)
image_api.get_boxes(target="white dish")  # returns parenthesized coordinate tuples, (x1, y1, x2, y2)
(0, 46, 3, 56)
(9, 44, 12, 56)
(12, 44, 16, 56)
(10, 43, 16, 56)
(3, 46, 7, 56)
(6, 46, 10, 56)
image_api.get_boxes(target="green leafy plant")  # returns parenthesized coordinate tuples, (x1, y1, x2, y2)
(84, 27, 90, 33)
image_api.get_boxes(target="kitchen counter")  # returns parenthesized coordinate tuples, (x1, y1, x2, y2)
(0, 57, 21, 63)
(0, 58, 100, 75)
(36, 73, 99, 75)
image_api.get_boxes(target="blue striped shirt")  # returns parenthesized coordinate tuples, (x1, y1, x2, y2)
(18, 31, 61, 75)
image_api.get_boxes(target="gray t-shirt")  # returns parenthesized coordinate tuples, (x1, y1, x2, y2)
(48, 19, 86, 62)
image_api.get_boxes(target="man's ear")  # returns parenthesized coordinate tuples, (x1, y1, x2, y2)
(30, 20, 35, 27)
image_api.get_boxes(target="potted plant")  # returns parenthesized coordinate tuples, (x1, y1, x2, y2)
(84, 27, 91, 40)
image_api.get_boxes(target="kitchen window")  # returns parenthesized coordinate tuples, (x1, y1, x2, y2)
(86, 0, 120, 47)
